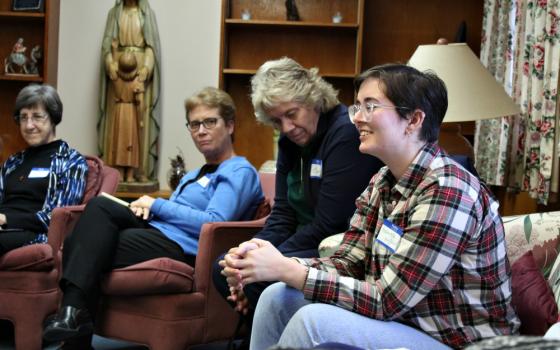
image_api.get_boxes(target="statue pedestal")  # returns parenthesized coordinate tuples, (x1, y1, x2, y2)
(117, 181, 159, 194)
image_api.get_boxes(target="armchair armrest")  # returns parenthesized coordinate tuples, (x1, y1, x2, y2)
(99, 166, 120, 194)
(194, 216, 267, 293)
(47, 205, 86, 261)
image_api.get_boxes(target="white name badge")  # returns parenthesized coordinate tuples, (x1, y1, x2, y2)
(376, 219, 403, 253)
(28, 168, 50, 178)
(197, 175, 210, 188)
(310, 159, 322, 179)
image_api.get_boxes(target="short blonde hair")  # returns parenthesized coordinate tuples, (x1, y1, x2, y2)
(251, 57, 339, 125)
(185, 87, 236, 124)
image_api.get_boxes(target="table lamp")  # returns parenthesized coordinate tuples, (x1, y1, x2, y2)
(407, 43, 520, 159)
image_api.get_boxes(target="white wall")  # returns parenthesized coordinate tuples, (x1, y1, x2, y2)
(57, 0, 221, 188)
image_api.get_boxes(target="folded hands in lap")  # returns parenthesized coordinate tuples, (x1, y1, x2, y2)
(220, 239, 308, 312)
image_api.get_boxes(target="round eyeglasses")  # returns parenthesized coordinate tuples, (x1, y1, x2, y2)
(348, 102, 409, 124)
(186, 116, 222, 132)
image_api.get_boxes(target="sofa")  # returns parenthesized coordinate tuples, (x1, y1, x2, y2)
(319, 210, 560, 338)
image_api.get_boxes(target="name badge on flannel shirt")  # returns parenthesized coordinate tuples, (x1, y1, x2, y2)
(310, 159, 322, 179)
(28, 167, 50, 178)
(197, 175, 210, 188)
(376, 219, 403, 253)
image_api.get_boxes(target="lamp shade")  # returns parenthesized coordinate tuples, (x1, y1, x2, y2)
(408, 43, 520, 122)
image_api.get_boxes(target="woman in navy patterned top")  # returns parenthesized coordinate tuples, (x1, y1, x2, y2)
(0, 84, 87, 255)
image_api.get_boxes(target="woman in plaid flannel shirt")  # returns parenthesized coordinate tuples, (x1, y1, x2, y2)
(222, 64, 520, 350)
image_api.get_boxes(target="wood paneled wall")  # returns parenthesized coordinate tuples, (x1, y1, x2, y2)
(361, 0, 484, 67)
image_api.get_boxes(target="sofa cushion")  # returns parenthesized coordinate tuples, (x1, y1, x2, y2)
(101, 258, 195, 295)
(465, 336, 560, 349)
(504, 212, 560, 277)
(0, 244, 54, 271)
(511, 251, 558, 335)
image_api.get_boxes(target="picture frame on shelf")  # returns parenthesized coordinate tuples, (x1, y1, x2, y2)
(12, 0, 44, 12)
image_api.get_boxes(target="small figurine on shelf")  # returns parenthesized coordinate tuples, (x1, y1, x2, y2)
(332, 11, 343, 23)
(4, 38, 27, 74)
(24, 45, 42, 75)
(241, 8, 251, 20)
(285, 0, 300, 21)
(167, 149, 186, 190)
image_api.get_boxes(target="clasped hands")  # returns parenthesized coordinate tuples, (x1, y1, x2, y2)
(219, 239, 288, 314)
(129, 195, 155, 220)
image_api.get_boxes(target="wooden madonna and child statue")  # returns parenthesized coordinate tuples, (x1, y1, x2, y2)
(97, 0, 161, 192)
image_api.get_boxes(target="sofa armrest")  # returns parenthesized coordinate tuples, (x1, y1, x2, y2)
(194, 216, 267, 293)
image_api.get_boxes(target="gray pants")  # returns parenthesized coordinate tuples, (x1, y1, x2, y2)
(250, 282, 451, 350)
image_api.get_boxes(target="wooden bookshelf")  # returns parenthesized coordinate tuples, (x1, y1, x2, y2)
(0, 0, 59, 163)
(219, 0, 364, 169)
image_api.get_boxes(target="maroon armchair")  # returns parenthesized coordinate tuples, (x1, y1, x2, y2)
(94, 172, 276, 350)
(0, 155, 119, 350)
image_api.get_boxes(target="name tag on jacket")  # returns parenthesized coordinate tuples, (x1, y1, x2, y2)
(28, 168, 50, 178)
(310, 159, 322, 179)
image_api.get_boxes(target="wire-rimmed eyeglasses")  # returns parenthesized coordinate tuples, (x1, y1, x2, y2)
(17, 113, 49, 125)
(348, 102, 410, 124)
(186, 116, 222, 132)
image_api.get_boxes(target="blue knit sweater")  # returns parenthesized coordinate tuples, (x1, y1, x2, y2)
(149, 156, 263, 255)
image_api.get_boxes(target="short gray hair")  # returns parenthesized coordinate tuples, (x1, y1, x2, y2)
(13, 84, 63, 125)
(251, 57, 339, 125)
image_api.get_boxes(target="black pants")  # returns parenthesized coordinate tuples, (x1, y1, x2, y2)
(61, 196, 193, 316)
(0, 230, 39, 255)
(211, 247, 319, 332)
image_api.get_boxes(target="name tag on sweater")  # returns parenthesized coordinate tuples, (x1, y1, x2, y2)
(197, 175, 210, 188)
(28, 168, 50, 178)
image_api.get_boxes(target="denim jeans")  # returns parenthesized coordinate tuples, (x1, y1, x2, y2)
(250, 282, 451, 350)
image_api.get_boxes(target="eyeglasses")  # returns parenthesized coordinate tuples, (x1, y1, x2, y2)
(17, 113, 49, 125)
(186, 117, 222, 132)
(348, 102, 410, 124)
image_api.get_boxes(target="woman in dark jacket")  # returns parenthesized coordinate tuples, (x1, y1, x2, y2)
(213, 57, 383, 345)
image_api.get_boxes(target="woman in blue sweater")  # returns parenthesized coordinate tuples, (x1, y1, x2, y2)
(43, 87, 263, 349)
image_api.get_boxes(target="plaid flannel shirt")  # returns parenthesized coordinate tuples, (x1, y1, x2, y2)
(0, 140, 88, 244)
(301, 143, 520, 349)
